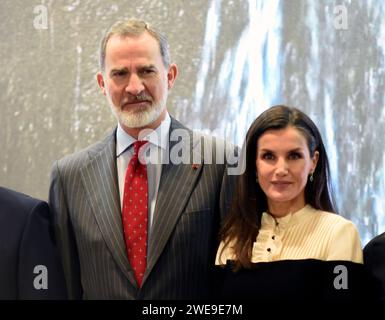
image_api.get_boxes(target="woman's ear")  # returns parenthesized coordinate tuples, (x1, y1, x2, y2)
(311, 150, 320, 174)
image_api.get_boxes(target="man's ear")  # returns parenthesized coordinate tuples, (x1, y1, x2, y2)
(167, 63, 178, 90)
(96, 72, 107, 96)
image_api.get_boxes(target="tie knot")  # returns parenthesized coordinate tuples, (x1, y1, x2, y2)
(133, 140, 148, 157)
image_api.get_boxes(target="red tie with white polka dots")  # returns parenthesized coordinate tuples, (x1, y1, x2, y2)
(122, 140, 148, 287)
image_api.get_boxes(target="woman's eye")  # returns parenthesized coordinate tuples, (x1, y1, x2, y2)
(288, 152, 301, 160)
(262, 153, 274, 160)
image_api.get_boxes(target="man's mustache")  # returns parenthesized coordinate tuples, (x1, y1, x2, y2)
(122, 93, 153, 106)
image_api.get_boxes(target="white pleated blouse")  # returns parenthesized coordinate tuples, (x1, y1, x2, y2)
(216, 205, 363, 265)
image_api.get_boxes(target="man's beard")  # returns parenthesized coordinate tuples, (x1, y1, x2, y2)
(108, 92, 167, 128)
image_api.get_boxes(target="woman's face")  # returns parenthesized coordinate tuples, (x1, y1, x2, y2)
(255, 126, 319, 216)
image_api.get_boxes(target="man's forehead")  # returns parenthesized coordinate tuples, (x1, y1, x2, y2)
(105, 34, 160, 60)
(106, 32, 158, 49)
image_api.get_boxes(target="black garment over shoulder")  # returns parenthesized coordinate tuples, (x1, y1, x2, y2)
(213, 259, 375, 300)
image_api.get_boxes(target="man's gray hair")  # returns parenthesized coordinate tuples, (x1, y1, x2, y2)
(99, 19, 170, 71)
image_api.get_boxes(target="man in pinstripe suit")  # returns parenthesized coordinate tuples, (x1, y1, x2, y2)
(49, 19, 237, 299)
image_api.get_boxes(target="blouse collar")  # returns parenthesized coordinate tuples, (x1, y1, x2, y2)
(261, 204, 314, 230)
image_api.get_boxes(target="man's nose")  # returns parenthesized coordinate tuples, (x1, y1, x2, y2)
(125, 74, 144, 96)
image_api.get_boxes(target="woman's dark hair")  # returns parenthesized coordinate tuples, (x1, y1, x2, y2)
(219, 105, 336, 270)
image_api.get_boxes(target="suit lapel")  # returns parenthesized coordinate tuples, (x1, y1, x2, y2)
(80, 131, 138, 288)
(143, 119, 203, 283)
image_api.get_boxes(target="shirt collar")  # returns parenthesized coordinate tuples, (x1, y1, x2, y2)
(116, 112, 171, 157)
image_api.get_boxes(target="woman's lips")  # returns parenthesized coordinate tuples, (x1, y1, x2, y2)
(271, 181, 292, 185)
(271, 181, 291, 184)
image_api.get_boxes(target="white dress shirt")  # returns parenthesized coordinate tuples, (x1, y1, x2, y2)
(116, 113, 171, 240)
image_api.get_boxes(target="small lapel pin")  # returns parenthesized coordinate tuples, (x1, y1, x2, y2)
(192, 163, 200, 170)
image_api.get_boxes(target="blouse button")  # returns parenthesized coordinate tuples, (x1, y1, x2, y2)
(272, 235, 275, 240)
(267, 248, 271, 252)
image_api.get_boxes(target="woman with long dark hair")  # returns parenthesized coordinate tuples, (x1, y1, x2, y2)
(215, 105, 368, 300)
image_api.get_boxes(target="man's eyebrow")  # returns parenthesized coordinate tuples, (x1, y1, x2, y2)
(139, 64, 157, 70)
(109, 65, 157, 76)
(109, 67, 128, 75)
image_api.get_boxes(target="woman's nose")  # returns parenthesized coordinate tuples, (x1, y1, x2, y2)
(275, 158, 289, 176)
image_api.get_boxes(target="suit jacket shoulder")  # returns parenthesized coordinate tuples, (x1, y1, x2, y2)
(54, 130, 116, 173)
(0, 186, 42, 215)
(0, 187, 66, 299)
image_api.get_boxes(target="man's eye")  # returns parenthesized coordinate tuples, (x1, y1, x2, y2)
(112, 71, 126, 77)
(141, 69, 155, 75)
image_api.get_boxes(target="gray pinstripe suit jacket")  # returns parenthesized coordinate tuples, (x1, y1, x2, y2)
(49, 118, 236, 299)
